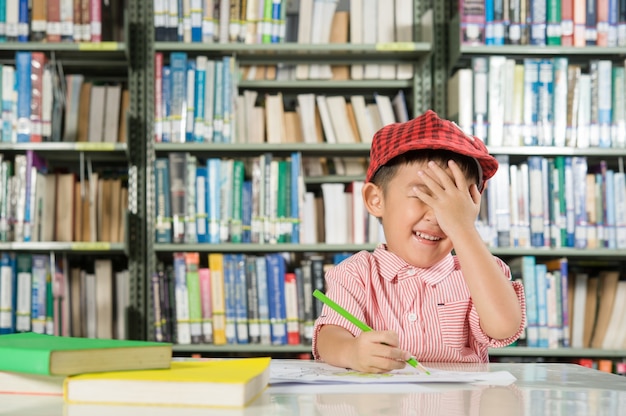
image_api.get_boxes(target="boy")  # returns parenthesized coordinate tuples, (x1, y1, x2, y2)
(313, 110, 526, 373)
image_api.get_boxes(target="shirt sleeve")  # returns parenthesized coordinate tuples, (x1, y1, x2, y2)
(467, 258, 527, 348)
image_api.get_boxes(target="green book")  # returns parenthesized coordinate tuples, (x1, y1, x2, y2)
(0, 332, 172, 376)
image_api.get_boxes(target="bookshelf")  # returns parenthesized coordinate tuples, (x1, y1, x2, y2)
(0, 0, 148, 339)
(443, 2, 626, 364)
(143, 0, 434, 350)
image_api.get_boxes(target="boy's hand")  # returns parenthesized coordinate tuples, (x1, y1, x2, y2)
(415, 160, 481, 237)
(349, 330, 412, 373)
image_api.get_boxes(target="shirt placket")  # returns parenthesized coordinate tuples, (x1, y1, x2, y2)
(398, 268, 426, 354)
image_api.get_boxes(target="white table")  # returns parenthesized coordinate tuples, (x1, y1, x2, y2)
(2, 362, 626, 415)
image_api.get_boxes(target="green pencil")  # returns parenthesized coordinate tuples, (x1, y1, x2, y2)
(312, 289, 430, 375)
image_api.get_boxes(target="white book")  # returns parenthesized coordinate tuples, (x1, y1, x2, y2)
(115, 270, 130, 340)
(488, 56, 506, 147)
(362, 0, 378, 79)
(308, 0, 338, 79)
(552, 57, 569, 148)
(321, 183, 348, 244)
(302, 192, 318, 244)
(103, 85, 122, 143)
(350, 0, 364, 80)
(615, 171, 626, 249)
(297, 93, 320, 144)
(576, 74, 591, 148)
(447, 68, 473, 135)
(395, 0, 414, 79)
(296, 0, 314, 79)
(350, 95, 375, 143)
(351, 181, 366, 244)
(392, 91, 409, 123)
(375, 94, 396, 126)
(265, 93, 286, 143)
(501, 59, 515, 145)
(326, 96, 357, 144)
(377, 0, 395, 79)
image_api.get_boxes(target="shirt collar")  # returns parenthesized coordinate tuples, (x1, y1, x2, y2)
(373, 244, 457, 286)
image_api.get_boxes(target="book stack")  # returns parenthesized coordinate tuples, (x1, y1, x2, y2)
(0, 332, 270, 408)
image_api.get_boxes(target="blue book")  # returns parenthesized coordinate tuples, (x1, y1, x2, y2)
(15, 51, 31, 143)
(195, 166, 208, 243)
(255, 256, 271, 345)
(0, 252, 16, 333)
(597, 60, 613, 148)
(212, 59, 224, 143)
(154, 158, 172, 243)
(233, 254, 249, 344)
(0, 0, 6, 42)
(265, 253, 287, 345)
(191, 1, 203, 42)
(563, 157, 576, 247)
(485, 0, 495, 45)
(185, 59, 196, 142)
(530, 0, 547, 45)
(17, 0, 28, 42)
(271, 0, 282, 43)
(290, 152, 301, 243)
(223, 254, 237, 344)
(30, 254, 48, 335)
(221, 57, 232, 143)
(161, 65, 172, 143)
(193, 56, 207, 142)
(169, 52, 187, 143)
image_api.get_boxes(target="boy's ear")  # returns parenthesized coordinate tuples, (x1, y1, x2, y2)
(362, 182, 384, 217)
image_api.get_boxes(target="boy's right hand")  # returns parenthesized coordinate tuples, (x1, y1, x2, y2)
(350, 330, 412, 373)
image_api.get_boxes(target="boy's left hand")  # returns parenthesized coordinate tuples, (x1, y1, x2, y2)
(415, 160, 481, 236)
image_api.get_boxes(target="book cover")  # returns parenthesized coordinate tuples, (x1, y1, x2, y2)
(0, 332, 172, 376)
(64, 358, 271, 408)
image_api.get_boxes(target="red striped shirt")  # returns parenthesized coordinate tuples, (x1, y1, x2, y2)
(312, 245, 526, 363)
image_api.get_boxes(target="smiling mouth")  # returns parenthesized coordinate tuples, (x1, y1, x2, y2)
(415, 231, 441, 241)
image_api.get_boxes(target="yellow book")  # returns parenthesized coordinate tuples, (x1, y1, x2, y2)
(63, 358, 271, 408)
(209, 253, 227, 345)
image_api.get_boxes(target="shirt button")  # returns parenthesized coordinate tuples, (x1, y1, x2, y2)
(407, 269, 416, 276)
(408, 313, 417, 322)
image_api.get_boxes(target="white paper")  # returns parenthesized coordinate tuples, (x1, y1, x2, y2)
(269, 360, 517, 385)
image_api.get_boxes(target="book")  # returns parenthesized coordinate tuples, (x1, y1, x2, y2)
(63, 357, 271, 408)
(0, 332, 172, 376)
(0, 371, 64, 396)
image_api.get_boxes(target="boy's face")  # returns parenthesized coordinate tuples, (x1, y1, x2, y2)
(365, 161, 457, 268)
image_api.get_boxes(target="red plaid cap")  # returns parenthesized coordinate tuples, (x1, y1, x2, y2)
(366, 110, 498, 190)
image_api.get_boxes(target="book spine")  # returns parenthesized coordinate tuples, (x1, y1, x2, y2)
(233, 254, 249, 344)
(222, 254, 237, 344)
(173, 252, 191, 344)
(154, 158, 172, 243)
(198, 266, 213, 343)
(284, 271, 300, 345)
(195, 166, 208, 243)
(185, 59, 196, 142)
(547, 0, 563, 44)
(0, 252, 15, 333)
(193, 56, 206, 142)
(573, 156, 588, 248)
(184, 154, 197, 243)
(561, 0, 574, 45)
(154, 53, 164, 142)
(460, 0, 486, 45)
(255, 255, 271, 344)
(15, 253, 31, 332)
(184, 252, 202, 344)
(209, 253, 226, 345)
(245, 256, 260, 344)
(15, 51, 31, 143)
(265, 253, 286, 345)
(30, 254, 48, 334)
(206, 158, 221, 243)
(151, 272, 165, 342)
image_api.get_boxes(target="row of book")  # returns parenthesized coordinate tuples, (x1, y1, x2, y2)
(0, 254, 130, 340)
(481, 155, 626, 250)
(154, 52, 409, 145)
(155, 0, 289, 44)
(459, 0, 626, 47)
(151, 252, 352, 346)
(0, 52, 129, 144)
(510, 256, 626, 351)
(0, 0, 124, 43)
(154, 152, 384, 245)
(0, 152, 127, 243)
(449, 57, 626, 148)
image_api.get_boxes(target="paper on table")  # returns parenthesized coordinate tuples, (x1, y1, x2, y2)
(269, 360, 517, 385)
